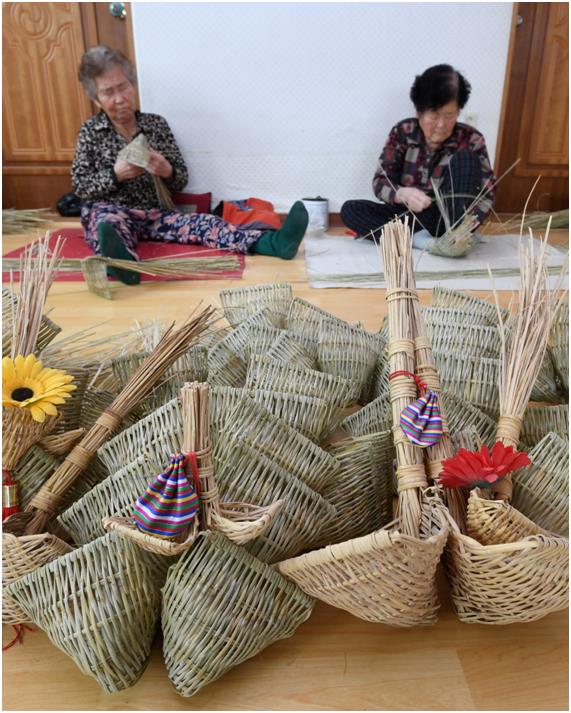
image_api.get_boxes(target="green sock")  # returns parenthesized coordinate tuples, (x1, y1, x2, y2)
(97, 223, 141, 285)
(252, 201, 309, 260)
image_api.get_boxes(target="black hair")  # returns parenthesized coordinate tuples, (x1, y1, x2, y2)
(409, 64, 471, 113)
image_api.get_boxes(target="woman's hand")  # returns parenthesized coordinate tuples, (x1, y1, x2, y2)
(146, 149, 173, 179)
(114, 159, 145, 183)
(395, 187, 432, 212)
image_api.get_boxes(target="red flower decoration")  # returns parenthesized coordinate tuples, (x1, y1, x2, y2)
(438, 442, 531, 489)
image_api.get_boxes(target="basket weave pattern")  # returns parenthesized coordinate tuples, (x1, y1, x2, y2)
(162, 531, 314, 697)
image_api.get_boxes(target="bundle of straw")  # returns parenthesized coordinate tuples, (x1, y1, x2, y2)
(81, 254, 240, 299)
(7, 233, 64, 358)
(5, 305, 217, 536)
(381, 218, 428, 537)
(491, 226, 565, 499)
(3, 253, 241, 301)
(2, 208, 53, 235)
(485, 209, 569, 235)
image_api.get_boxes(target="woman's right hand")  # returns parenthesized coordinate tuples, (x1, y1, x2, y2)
(395, 187, 432, 212)
(114, 159, 145, 183)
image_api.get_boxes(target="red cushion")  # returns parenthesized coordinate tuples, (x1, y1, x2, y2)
(173, 192, 212, 214)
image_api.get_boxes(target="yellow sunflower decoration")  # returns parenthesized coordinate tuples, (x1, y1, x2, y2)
(2, 354, 76, 422)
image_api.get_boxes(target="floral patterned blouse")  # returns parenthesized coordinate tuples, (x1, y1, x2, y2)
(372, 118, 496, 225)
(72, 111, 188, 209)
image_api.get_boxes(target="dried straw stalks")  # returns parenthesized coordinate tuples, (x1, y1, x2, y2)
(381, 218, 428, 537)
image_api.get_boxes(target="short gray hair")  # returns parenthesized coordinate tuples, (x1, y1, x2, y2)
(78, 45, 136, 101)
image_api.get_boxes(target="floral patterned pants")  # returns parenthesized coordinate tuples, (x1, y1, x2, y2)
(81, 201, 264, 257)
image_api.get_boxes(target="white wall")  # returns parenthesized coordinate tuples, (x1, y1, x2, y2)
(132, 2, 513, 211)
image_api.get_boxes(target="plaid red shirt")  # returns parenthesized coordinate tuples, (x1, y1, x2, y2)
(372, 118, 496, 225)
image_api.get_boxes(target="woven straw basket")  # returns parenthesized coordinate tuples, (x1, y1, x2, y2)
(445, 502, 568, 624)
(162, 531, 314, 697)
(5, 532, 162, 692)
(277, 490, 447, 626)
(511, 432, 568, 535)
(2, 531, 73, 625)
(219, 283, 293, 327)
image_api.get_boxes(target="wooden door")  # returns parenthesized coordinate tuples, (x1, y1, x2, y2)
(494, 3, 568, 212)
(2, 2, 135, 210)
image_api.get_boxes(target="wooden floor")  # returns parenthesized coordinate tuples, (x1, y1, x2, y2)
(2, 224, 569, 711)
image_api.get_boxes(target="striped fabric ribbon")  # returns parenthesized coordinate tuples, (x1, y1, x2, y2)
(133, 453, 199, 539)
(390, 370, 443, 448)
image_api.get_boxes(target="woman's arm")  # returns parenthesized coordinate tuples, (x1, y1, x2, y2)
(71, 122, 119, 202)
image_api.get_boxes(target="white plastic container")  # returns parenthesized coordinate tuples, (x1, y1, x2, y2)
(302, 196, 329, 232)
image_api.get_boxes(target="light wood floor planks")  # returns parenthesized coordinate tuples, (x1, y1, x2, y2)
(2, 224, 569, 711)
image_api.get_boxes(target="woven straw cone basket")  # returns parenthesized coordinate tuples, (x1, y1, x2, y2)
(5, 532, 162, 692)
(444, 500, 569, 624)
(277, 490, 448, 627)
(161, 531, 314, 697)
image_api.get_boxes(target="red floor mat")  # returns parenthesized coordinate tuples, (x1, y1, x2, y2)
(2, 228, 245, 282)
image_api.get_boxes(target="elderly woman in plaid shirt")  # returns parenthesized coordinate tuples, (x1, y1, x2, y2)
(341, 64, 496, 256)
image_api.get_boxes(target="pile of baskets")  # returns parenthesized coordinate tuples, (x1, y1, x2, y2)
(3, 230, 568, 697)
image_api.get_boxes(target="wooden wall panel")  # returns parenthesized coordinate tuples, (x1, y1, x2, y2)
(494, 3, 569, 212)
(516, 2, 568, 176)
(3, 2, 135, 209)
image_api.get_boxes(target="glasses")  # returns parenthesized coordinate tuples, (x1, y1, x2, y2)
(422, 110, 458, 123)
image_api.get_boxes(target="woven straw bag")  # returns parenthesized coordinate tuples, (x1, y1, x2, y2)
(277, 221, 449, 626)
(219, 283, 293, 327)
(430, 286, 508, 323)
(161, 531, 314, 697)
(5, 532, 163, 692)
(341, 394, 392, 437)
(520, 403, 568, 447)
(278, 490, 447, 626)
(58, 456, 161, 545)
(214, 440, 336, 563)
(97, 397, 182, 474)
(210, 386, 332, 444)
(265, 331, 318, 370)
(215, 398, 339, 493)
(444, 507, 568, 624)
(317, 431, 394, 546)
(511, 432, 568, 535)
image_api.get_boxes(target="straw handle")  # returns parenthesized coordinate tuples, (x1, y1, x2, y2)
(181, 382, 219, 528)
(24, 410, 123, 531)
(493, 415, 523, 500)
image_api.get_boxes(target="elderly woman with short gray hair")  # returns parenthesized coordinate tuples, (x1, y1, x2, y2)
(72, 45, 308, 284)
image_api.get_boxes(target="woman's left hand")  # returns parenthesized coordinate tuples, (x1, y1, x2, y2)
(146, 149, 173, 179)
